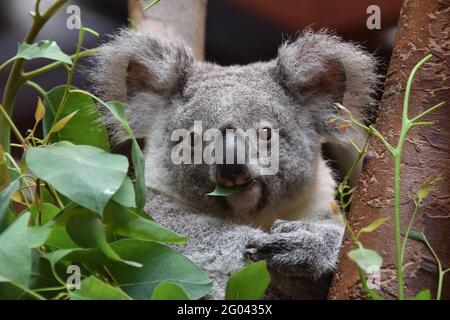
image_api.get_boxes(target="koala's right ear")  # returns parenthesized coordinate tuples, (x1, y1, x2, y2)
(89, 29, 194, 141)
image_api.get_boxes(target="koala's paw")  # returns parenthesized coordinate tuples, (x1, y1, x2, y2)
(244, 219, 343, 278)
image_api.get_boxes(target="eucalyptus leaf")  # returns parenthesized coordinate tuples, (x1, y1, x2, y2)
(225, 261, 270, 300)
(151, 282, 190, 300)
(28, 223, 54, 248)
(50, 110, 79, 133)
(70, 276, 132, 300)
(26, 141, 128, 214)
(29, 202, 60, 225)
(0, 179, 20, 226)
(16, 40, 72, 65)
(207, 180, 255, 197)
(0, 213, 32, 287)
(104, 201, 187, 244)
(35, 98, 46, 123)
(412, 289, 431, 300)
(0, 144, 10, 191)
(0, 209, 16, 234)
(44, 239, 212, 300)
(348, 246, 382, 271)
(131, 139, 146, 212)
(358, 217, 389, 235)
(102, 101, 146, 211)
(112, 176, 136, 208)
(106, 239, 212, 300)
(44, 86, 109, 150)
(66, 211, 141, 267)
(407, 230, 427, 243)
(28, 252, 62, 298)
(37, 203, 78, 250)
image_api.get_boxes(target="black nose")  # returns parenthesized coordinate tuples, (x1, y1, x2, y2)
(216, 164, 251, 187)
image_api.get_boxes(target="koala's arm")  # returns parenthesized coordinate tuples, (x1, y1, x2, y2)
(145, 191, 266, 300)
(246, 218, 345, 299)
(146, 191, 344, 299)
(246, 219, 344, 277)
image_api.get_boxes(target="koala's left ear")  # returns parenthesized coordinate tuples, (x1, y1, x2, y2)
(89, 29, 194, 142)
(275, 30, 379, 141)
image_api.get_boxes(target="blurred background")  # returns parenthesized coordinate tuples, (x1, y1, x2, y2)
(0, 0, 403, 152)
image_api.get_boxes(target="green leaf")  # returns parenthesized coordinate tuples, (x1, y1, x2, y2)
(348, 246, 382, 271)
(50, 110, 79, 133)
(151, 282, 190, 300)
(16, 40, 72, 64)
(31, 203, 77, 250)
(70, 276, 132, 300)
(0, 209, 16, 234)
(112, 176, 136, 208)
(407, 230, 427, 243)
(131, 139, 146, 212)
(28, 223, 53, 248)
(0, 213, 31, 287)
(106, 239, 212, 300)
(0, 144, 10, 191)
(411, 289, 431, 300)
(225, 261, 270, 300)
(44, 239, 212, 300)
(66, 210, 141, 267)
(29, 202, 60, 225)
(103, 101, 130, 134)
(104, 201, 187, 244)
(0, 179, 20, 226)
(415, 176, 443, 205)
(34, 98, 46, 123)
(28, 252, 62, 298)
(358, 217, 389, 235)
(207, 180, 255, 197)
(66, 211, 105, 248)
(100, 101, 146, 211)
(44, 86, 109, 150)
(26, 141, 128, 214)
(46, 223, 78, 250)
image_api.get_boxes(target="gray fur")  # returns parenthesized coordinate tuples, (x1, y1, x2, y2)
(90, 29, 378, 299)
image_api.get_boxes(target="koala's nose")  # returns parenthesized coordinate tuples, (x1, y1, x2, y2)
(216, 129, 251, 187)
(216, 164, 251, 188)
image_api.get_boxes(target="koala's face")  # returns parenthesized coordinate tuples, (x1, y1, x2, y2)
(159, 62, 321, 216)
(93, 30, 377, 218)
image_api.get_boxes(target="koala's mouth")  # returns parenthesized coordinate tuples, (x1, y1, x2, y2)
(225, 180, 264, 214)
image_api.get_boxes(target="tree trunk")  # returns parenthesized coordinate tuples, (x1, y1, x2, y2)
(128, 0, 207, 60)
(329, 0, 450, 299)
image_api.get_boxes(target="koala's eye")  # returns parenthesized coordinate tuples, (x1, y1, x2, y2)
(258, 127, 272, 141)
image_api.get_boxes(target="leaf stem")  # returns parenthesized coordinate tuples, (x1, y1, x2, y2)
(400, 201, 419, 272)
(44, 18, 86, 143)
(391, 54, 434, 300)
(0, 0, 69, 152)
(23, 48, 97, 80)
(0, 57, 17, 73)
(25, 80, 47, 97)
(0, 103, 26, 146)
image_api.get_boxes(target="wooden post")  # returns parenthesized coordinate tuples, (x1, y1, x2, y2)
(128, 0, 207, 60)
(329, 0, 450, 299)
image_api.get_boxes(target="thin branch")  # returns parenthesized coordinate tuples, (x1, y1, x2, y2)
(411, 102, 445, 123)
(23, 48, 97, 79)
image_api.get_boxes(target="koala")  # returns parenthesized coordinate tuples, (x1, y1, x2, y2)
(90, 29, 378, 299)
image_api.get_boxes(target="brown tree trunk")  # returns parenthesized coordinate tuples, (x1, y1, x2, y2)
(329, 0, 450, 299)
(128, 0, 207, 60)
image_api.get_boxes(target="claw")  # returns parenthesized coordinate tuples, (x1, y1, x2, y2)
(243, 247, 257, 261)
